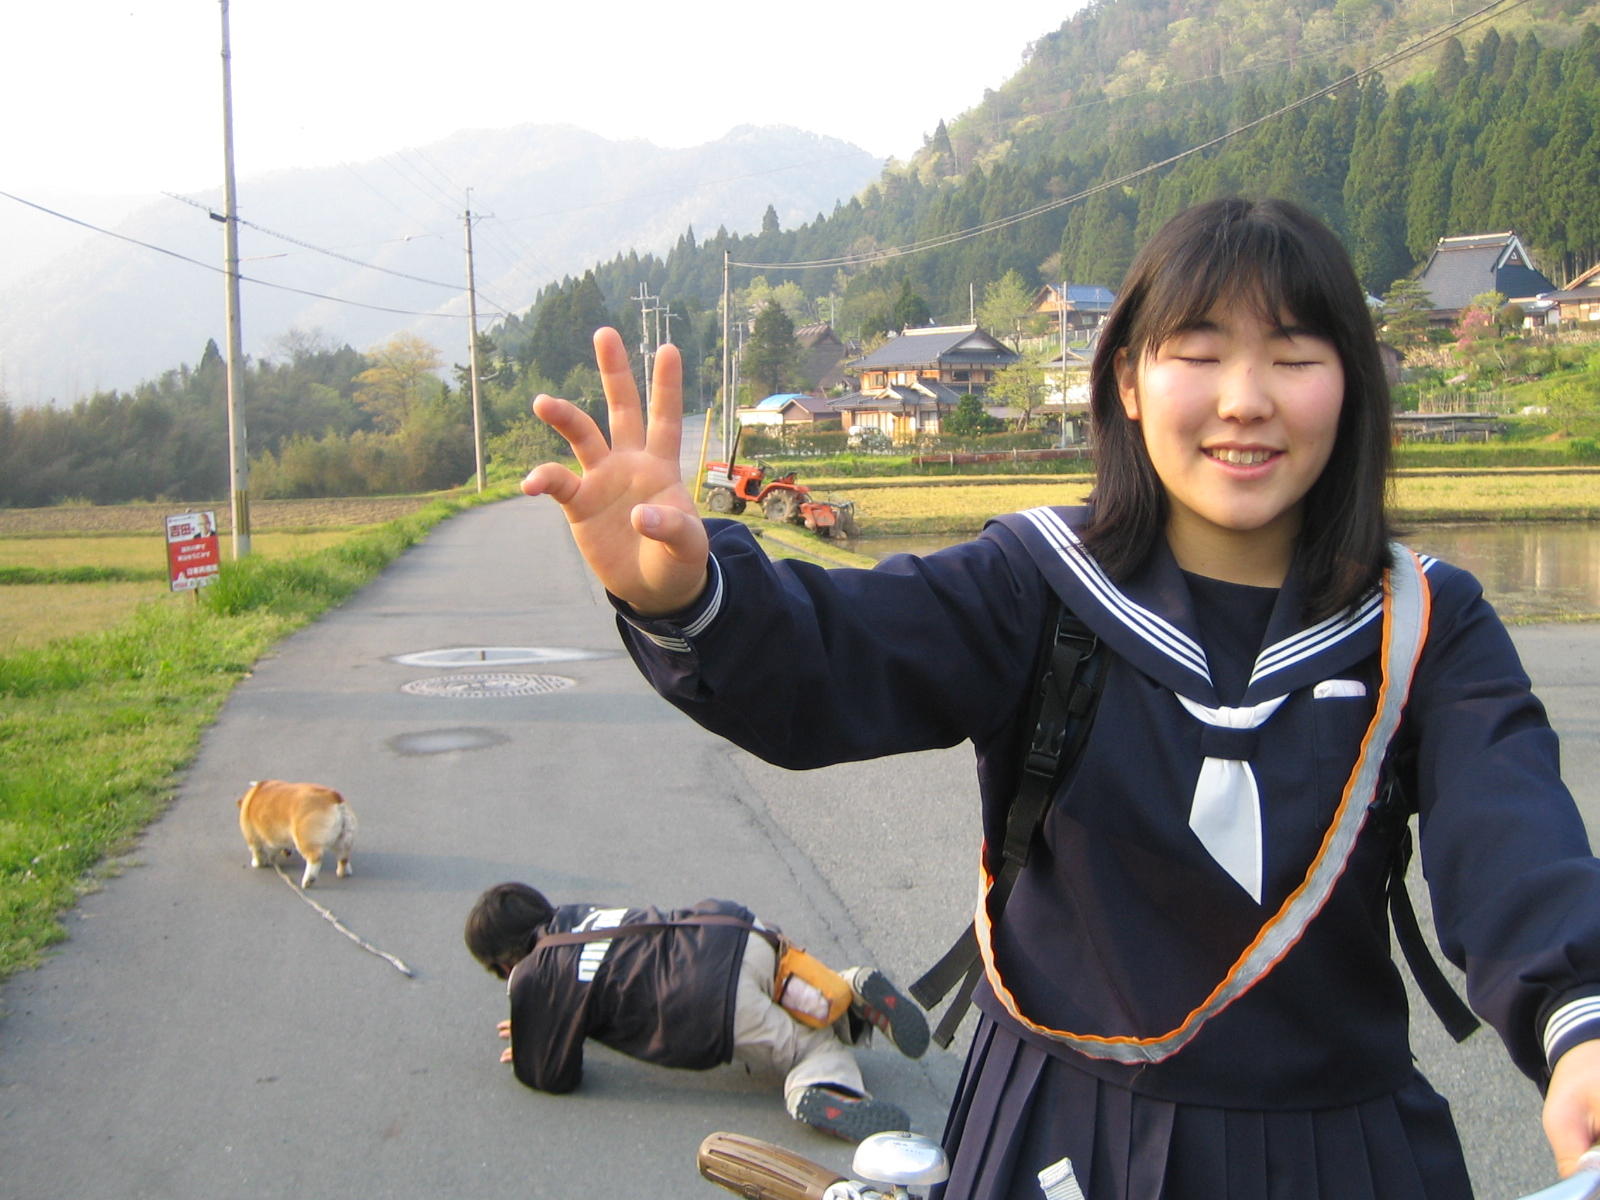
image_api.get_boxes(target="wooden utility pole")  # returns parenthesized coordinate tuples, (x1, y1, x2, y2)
(721, 251, 733, 459)
(1059, 284, 1070, 448)
(463, 196, 485, 492)
(218, 0, 250, 557)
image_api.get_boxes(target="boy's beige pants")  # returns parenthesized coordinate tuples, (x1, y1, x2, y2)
(730, 930, 864, 1113)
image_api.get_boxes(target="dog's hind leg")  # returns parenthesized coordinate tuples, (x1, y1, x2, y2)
(333, 807, 356, 878)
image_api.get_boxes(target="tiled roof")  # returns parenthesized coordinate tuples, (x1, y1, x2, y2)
(1065, 285, 1116, 308)
(846, 325, 1018, 370)
(794, 323, 841, 349)
(830, 380, 967, 412)
(1416, 232, 1557, 311)
(752, 392, 833, 415)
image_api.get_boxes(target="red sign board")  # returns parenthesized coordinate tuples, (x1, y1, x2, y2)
(165, 511, 221, 591)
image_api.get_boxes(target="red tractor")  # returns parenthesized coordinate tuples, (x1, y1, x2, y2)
(702, 444, 859, 540)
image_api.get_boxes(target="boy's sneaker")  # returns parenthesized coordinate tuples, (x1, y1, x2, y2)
(791, 1085, 909, 1142)
(842, 967, 930, 1059)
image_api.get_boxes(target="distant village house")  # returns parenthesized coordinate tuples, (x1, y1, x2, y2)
(1030, 283, 1117, 334)
(738, 392, 841, 431)
(794, 322, 851, 393)
(1413, 231, 1557, 326)
(831, 325, 1019, 443)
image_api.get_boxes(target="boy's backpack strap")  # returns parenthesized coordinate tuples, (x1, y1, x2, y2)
(910, 600, 1107, 1047)
(536, 913, 779, 952)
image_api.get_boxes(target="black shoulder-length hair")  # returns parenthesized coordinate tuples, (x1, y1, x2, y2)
(1081, 196, 1393, 621)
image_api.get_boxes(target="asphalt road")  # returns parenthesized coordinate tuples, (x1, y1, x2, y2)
(2, 436, 1597, 1199)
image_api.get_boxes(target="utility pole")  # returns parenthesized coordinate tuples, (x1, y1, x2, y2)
(462, 194, 486, 492)
(217, 0, 250, 558)
(633, 282, 661, 408)
(1059, 284, 1070, 449)
(721, 251, 733, 459)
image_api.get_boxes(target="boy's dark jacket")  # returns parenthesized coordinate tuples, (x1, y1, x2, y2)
(506, 898, 753, 1093)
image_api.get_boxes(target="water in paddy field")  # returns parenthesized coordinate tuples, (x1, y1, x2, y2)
(853, 522, 1600, 622)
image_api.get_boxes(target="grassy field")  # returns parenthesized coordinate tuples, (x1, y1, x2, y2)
(0, 498, 438, 651)
(793, 468, 1600, 536)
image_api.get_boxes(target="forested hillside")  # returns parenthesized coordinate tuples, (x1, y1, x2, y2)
(502, 0, 1600, 371)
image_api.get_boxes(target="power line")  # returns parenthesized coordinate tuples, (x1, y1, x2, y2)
(0, 189, 481, 320)
(379, 151, 462, 216)
(164, 191, 483, 295)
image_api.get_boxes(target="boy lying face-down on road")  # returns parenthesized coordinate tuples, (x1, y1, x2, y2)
(464, 882, 928, 1142)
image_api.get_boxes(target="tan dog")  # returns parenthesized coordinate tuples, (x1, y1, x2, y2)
(236, 779, 356, 888)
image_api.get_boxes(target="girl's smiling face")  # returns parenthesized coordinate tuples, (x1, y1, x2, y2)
(1115, 305, 1345, 585)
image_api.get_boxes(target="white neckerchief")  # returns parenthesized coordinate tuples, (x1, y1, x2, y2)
(1175, 694, 1289, 903)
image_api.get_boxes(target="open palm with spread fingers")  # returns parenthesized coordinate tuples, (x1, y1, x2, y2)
(521, 327, 709, 615)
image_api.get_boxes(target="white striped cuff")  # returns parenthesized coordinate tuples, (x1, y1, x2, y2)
(1543, 995, 1600, 1068)
(619, 555, 725, 654)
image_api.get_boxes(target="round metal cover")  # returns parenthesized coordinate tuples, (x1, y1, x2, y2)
(401, 672, 576, 699)
(392, 646, 614, 668)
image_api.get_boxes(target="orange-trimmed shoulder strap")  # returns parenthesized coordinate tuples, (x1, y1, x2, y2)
(975, 546, 1431, 1064)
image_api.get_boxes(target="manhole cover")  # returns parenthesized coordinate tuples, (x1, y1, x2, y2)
(392, 646, 615, 668)
(401, 672, 576, 699)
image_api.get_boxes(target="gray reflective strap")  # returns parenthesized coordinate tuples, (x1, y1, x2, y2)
(979, 546, 1428, 1064)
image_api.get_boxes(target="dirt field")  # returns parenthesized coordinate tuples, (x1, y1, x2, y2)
(0, 496, 436, 536)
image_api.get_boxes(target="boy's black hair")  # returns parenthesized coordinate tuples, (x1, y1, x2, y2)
(464, 881, 556, 975)
(1082, 196, 1394, 620)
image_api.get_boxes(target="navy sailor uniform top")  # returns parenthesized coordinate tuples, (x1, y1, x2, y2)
(613, 507, 1600, 1109)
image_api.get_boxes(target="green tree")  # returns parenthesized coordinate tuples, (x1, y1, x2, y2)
(985, 348, 1053, 430)
(891, 279, 932, 330)
(943, 392, 1003, 436)
(978, 269, 1040, 349)
(353, 333, 443, 434)
(1379, 278, 1434, 349)
(743, 301, 801, 398)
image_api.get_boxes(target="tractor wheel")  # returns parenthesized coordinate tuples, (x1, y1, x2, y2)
(706, 487, 737, 514)
(834, 507, 861, 539)
(763, 491, 799, 523)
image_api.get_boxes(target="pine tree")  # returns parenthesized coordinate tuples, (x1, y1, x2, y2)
(891, 279, 932, 330)
(743, 301, 801, 398)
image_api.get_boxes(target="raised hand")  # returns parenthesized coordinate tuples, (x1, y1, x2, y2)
(522, 327, 710, 615)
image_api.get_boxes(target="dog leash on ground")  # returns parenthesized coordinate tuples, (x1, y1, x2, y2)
(271, 862, 414, 978)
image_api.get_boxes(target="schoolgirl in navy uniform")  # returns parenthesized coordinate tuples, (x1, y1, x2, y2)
(521, 197, 1600, 1198)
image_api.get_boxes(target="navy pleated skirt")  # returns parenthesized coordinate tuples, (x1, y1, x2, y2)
(934, 1016, 1474, 1200)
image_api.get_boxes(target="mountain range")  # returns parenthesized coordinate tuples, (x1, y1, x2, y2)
(0, 124, 882, 406)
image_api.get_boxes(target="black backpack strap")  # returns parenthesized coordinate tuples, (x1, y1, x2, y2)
(1369, 758, 1480, 1043)
(911, 601, 1106, 1047)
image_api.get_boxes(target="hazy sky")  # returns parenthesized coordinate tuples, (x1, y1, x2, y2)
(4, 1, 1072, 200)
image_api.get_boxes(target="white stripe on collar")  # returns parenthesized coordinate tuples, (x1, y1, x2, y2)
(1249, 554, 1437, 686)
(1250, 591, 1382, 685)
(1020, 507, 1211, 683)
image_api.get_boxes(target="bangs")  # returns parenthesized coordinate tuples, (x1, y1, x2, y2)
(1126, 215, 1348, 357)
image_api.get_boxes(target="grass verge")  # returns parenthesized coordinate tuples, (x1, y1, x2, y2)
(0, 487, 510, 982)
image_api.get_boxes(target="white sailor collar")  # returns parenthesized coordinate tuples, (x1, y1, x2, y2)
(988, 506, 1392, 708)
